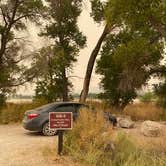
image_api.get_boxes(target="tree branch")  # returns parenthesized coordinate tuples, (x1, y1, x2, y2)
(149, 66, 166, 76)
(0, 6, 8, 25)
(13, 14, 35, 23)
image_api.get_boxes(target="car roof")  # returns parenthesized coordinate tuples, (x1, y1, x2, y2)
(54, 102, 85, 106)
(38, 102, 85, 108)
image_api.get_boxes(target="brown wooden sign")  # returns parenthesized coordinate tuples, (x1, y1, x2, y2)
(49, 112, 73, 130)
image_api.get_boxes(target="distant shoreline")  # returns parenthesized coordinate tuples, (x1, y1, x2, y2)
(7, 98, 33, 103)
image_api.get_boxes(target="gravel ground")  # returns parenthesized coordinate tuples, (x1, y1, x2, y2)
(0, 124, 58, 166)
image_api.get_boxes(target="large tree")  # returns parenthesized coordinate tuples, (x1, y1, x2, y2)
(0, 0, 44, 105)
(36, 0, 86, 102)
(79, 0, 116, 102)
(80, 0, 166, 102)
(32, 46, 73, 102)
(106, 0, 166, 40)
(96, 29, 164, 109)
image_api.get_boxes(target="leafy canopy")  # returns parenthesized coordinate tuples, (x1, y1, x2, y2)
(34, 0, 86, 102)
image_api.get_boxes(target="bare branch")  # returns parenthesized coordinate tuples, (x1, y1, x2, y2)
(13, 14, 35, 23)
(149, 66, 166, 75)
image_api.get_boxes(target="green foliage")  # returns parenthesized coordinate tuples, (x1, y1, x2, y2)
(0, 91, 7, 109)
(106, 0, 166, 39)
(140, 92, 156, 103)
(81, 0, 165, 103)
(33, 0, 86, 101)
(0, 0, 45, 106)
(154, 80, 166, 108)
(96, 29, 163, 109)
(35, 81, 59, 103)
(90, 0, 107, 23)
(94, 0, 165, 109)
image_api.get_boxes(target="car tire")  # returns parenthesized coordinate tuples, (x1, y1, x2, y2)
(42, 122, 57, 136)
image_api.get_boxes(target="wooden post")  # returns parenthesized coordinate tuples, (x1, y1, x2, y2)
(58, 130, 63, 155)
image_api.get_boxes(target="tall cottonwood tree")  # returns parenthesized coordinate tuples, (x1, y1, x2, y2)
(96, 30, 164, 109)
(79, 0, 116, 102)
(80, 0, 166, 102)
(37, 0, 86, 101)
(0, 0, 44, 105)
(101, 0, 166, 108)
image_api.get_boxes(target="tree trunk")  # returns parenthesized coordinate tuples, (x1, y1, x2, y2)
(62, 67, 68, 101)
(79, 24, 112, 102)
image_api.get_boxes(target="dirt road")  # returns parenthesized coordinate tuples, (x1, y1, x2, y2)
(0, 124, 58, 166)
(0, 123, 165, 166)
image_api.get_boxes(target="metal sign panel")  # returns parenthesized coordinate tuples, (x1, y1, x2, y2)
(49, 112, 73, 130)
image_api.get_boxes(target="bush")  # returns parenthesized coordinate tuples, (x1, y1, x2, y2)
(154, 81, 166, 108)
(64, 108, 113, 166)
(139, 92, 156, 103)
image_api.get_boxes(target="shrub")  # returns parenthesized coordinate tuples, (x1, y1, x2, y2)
(139, 92, 156, 103)
(154, 81, 166, 108)
(64, 108, 113, 166)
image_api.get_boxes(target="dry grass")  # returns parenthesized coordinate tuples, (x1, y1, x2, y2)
(0, 101, 45, 124)
(87, 100, 166, 121)
(39, 104, 166, 166)
(64, 108, 113, 166)
(124, 103, 166, 121)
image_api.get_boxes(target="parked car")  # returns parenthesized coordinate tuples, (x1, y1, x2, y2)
(22, 102, 117, 136)
(22, 102, 88, 136)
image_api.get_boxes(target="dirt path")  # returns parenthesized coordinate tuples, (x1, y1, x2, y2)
(0, 123, 165, 166)
(0, 124, 58, 166)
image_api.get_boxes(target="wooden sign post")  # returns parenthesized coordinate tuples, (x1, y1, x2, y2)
(49, 112, 73, 155)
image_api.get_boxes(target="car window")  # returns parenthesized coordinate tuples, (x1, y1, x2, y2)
(55, 105, 75, 113)
(35, 103, 56, 111)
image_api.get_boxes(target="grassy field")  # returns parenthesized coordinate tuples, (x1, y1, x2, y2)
(0, 100, 166, 124)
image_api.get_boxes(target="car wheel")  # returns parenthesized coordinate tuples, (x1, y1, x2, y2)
(42, 122, 57, 136)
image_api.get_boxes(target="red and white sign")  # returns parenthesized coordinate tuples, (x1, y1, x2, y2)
(49, 112, 73, 130)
